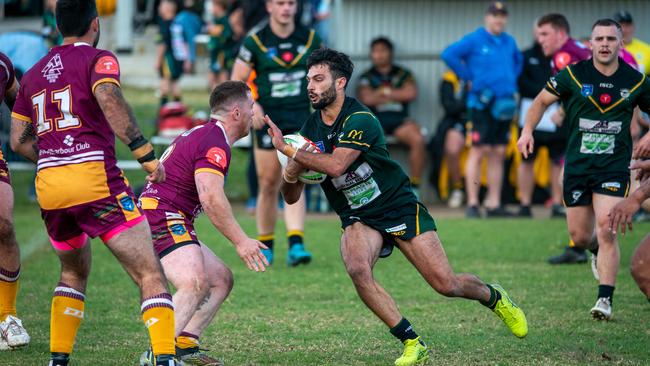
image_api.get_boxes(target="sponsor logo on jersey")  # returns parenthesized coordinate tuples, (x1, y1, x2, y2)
(42, 53, 64, 83)
(581, 84, 593, 97)
(599, 83, 614, 88)
(63, 135, 74, 147)
(278, 42, 292, 49)
(571, 190, 583, 203)
(620, 88, 630, 99)
(165, 212, 184, 220)
(297, 45, 307, 54)
(601, 182, 621, 192)
(549, 77, 558, 89)
(281, 51, 294, 63)
(170, 223, 187, 236)
(266, 47, 278, 59)
(390, 230, 406, 236)
(314, 140, 325, 152)
(385, 223, 407, 233)
(554, 51, 572, 71)
(206, 147, 228, 170)
(347, 130, 364, 140)
(119, 195, 135, 212)
(95, 56, 119, 75)
(578, 118, 622, 134)
(600, 93, 612, 105)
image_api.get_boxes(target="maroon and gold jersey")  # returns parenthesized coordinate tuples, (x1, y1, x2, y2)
(552, 38, 591, 75)
(11, 42, 126, 210)
(0, 52, 17, 185)
(140, 119, 232, 220)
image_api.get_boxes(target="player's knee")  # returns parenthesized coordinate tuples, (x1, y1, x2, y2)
(216, 266, 234, 295)
(258, 176, 280, 195)
(433, 276, 461, 298)
(344, 261, 372, 284)
(0, 217, 16, 246)
(569, 230, 592, 248)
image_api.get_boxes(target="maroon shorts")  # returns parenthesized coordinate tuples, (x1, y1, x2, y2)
(0, 155, 10, 185)
(142, 202, 198, 258)
(42, 189, 144, 244)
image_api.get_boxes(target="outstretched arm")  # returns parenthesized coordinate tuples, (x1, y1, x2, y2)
(196, 172, 268, 271)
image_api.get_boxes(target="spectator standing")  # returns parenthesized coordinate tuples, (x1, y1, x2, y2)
(441, 1, 522, 218)
(156, 0, 189, 106)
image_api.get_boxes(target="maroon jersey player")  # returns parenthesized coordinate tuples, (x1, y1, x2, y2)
(0, 52, 30, 351)
(139, 81, 267, 363)
(9, 1, 177, 365)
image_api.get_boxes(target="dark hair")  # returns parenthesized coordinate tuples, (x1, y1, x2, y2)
(592, 18, 622, 31)
(537, 13, 570, 35)
(56, 0, 98, 38)
(306, 48, 354, 88)
(370, 37, 393, 52)
(209, 81, 251, 111)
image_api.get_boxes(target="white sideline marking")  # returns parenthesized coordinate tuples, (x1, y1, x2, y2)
(20, 231, 49, 261)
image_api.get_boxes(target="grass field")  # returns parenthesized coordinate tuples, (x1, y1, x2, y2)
(2, 89, 650, 365)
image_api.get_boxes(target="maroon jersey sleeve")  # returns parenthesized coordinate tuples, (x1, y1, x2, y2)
(193, 132, 231, 178)
(0, 52, 16, 99)
(90, 50, 121, 93)
(11, 82, 32, 123)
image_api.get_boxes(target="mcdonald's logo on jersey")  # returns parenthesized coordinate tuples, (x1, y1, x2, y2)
(347, 130, 364, 140)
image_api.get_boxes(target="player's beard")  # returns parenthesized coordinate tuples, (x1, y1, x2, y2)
(310, 83, 337, 110)
(93, 24, 101, 48)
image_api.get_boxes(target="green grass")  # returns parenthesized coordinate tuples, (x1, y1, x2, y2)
(3, 89, 650, 365)
(4, 194, 650, 365)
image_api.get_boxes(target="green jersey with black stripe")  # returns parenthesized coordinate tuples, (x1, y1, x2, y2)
(237, 24, 321, 110)
(544, 59, 650, 176)
(299, 97, 416, 219)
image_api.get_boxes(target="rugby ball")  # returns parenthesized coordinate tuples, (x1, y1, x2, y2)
(277, 134, 327, 184)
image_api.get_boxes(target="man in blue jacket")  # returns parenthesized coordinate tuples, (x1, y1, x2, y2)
(442, 1, 522, 218)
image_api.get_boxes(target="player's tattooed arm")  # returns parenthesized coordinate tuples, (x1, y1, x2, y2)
(10, 118, 39, 163)
(94, 82, 144, 145)
(4, 77, 19, 110)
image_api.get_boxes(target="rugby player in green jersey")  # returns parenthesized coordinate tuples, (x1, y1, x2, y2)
(231, 0, 322, 266)
(266, 48, 527, 366)
(518, 19, 650, 320)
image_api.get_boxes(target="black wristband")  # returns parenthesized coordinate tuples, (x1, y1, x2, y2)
(137, 150, 156, 163)
(128, 135, 147, 151)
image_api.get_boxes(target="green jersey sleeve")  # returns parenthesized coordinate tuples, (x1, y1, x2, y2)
(545, 67, 573, 97)
(337, 112, 381, 152)
(237, 35, 258, 66)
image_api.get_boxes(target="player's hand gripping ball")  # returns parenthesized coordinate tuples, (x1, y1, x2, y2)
(277, 134, 327, 184)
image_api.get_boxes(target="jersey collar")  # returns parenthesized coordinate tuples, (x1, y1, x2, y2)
(210, 116, 231, 146)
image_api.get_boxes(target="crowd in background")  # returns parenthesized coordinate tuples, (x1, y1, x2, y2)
(1, 1, 650, 222)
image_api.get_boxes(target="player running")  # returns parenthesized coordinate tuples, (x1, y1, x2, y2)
(231, 0, 321, 266)
(0, 52, 30, 351)
(10, 1, 179, 364)
(518, 19, 650, 320)
(267, 48, 527, 366)
(139, 81, 268, 366)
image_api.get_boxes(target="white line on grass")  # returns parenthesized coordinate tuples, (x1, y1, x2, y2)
(20, 231, 49, 260)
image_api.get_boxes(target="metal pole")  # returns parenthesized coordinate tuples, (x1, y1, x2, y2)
(115, 0, 135, 53)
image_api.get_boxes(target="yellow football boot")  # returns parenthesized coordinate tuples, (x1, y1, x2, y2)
(491, 284, 528, 338)
(394, 337, 429, 366)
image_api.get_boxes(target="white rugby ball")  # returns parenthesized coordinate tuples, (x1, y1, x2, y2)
(277, 134, 327, 184)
